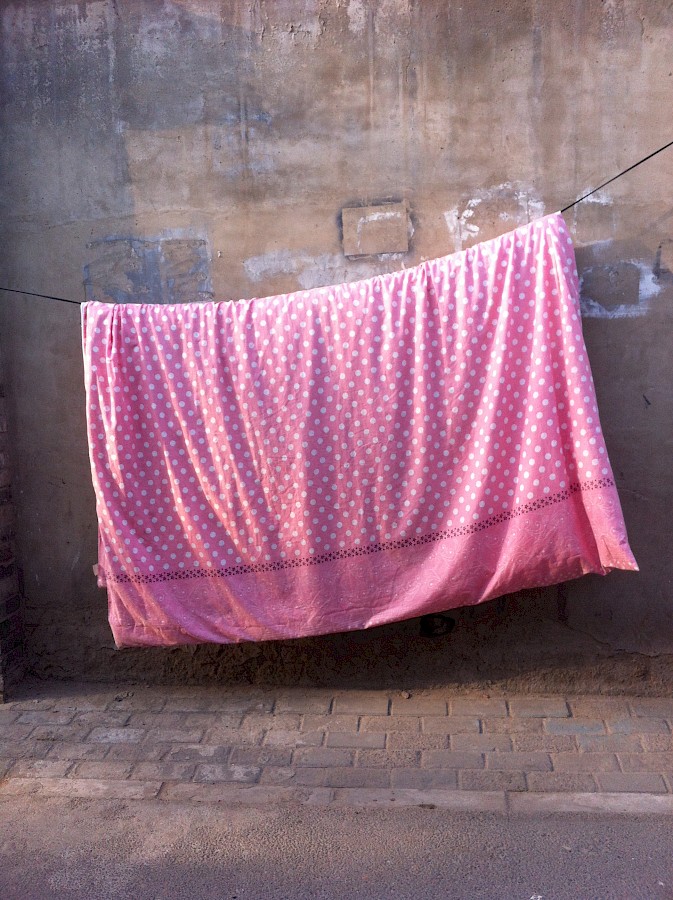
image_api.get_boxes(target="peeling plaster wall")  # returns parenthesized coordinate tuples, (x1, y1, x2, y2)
(1, 1, 672, 690)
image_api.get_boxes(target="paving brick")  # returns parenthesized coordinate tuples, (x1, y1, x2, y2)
(17, 710, 75, 726)
(31, 726, 92, 743)
(7, 759, 74, 778)
(451, 734, 512, 752)
(356, 750, 419, 768)
(294, 767, 391, 789)
(552, 752, 619, 773)
(513, 734, 577, 752)
(568, 698, 632, 719)
(144, 728, 205, 744)
(387, 733, 448, 751)
(128, 712, 227, 730)
(159, 783, 296, 804)
(618, 752, 673, 773)
(230, 746, 293, 767)
(302, 714, 359, 733)
(0, 777, 161, 800)
(508, 698, 569, 718)
(459, 770, 526, 792)
(325, 732, 385, 749)
(88, 726, 147, 744)
(259, 766, 296, 785)
(0, 740, 52, 760)
(390, 696, 448, 716)
(72, 711, 132, 728)
(607, 717, 670, 735)
(642, 734, 673, 751)
(263, 729, 324, 748)
(163, 696, 273, 715)
(11, 699, 56, 712)
(46, 742, 110, 761)
(332, 693, 390, 715)
(526, 773, 597, 792)
(163, 744, 231, 763)
(482, 718, 543, 735)
(449, 698, 508, 717)
(391, 768, 458, 790)
(0, 707, 19, 724)
(105, 743, 170, 762)
(293, 747, 354, 768)
(0, 758, 12, 778)
(422, 751, 484, 770)
(0, 724, 35, 741)
(203, 725, 265, 746)
(629, 699, 673, 718)
(71, 761, 134, 780)
(544, 718, 606, 735)
(577, 734, 643, 752)
(360, 716, 420, 733)
(486, 752, 552, 772)
(194, 764, 260, 784)
(596, 773, 668, 793)
(245, 713, 302, 731)
(106, 695, 167, 713)
(129, 762, 197, 781)
(273, 692, 333, 715)
(421, 716, 480, 734)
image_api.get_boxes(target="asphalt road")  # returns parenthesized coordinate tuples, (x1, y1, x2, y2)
(1, 796, 672, 899)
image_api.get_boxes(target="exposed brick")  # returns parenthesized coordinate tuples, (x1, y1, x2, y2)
(0, 777, 161, 801)
(45, 742, 110, 761)
(105, 743, 170, 762)
(259, 766, 296, 785)
(203, 725, 264, 746)
(421, 716, 480, 734)
(163, 744, 230, 763)
(332, 693, 390, 715)
(552, 752, 620, 773)
(356, 750, 419, 768)
(629, 699, 673, 718)
(159, 783, 295, 804)
(17, 710, 75, 726)
(71, 761, 134, 780)
(618, 752, 673, 773)
(0, 739, 52, 760)
(0, 724, 34, 741)
(0, 706, 19, 724)
(263, 729, 324, 748)
(390, 696, 448, 716)
(7, 759, 74, 778)
(245, 713, 301, 731)
(642, 734, 673, 752)
(8, 699, 55, 712)
(568, 698, 632, 719)
(31, 726, 92, 743)
(483, 718, 543, 735)
(302, 714, 359, 732)
(129, 762, 197, 781)
(72, 711, 131, 728)
(391, 768, 458, 790)
(423, 750, 484, 770)
(596, 772, 668, 793)
(544, 719, 606, 735)
(460, 770, 526, 791)
(144, 728, 205, 744)
(127, 712, 227, 730)
(293, 747, 354, 768)
(577, 734, 643, 752)
(607, 717, 670, 735)
(325, 732, 385, 749)
(273, 692, 333, 715)
(163, 696, 272, 715)
(360, 716, 420, 733)
(451, 734, 512, 752)
(194, 763, 260, 784)
(486, 752, 552, 772)
(449, 698, 508, 717)
(229, 746, 293, 767)
(387, 733, 448, 751)
(88, 727, 146, 744)
(294, 767, 391, 789)
(526, 773, 597, 792)
(508, 698, 569, 718)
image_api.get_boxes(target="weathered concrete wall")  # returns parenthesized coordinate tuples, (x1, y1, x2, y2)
(1, 0, 672, 691)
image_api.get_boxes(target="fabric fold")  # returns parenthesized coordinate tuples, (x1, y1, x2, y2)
(82, 212, 637, 648)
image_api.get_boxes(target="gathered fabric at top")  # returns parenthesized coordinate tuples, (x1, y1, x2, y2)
(82, 212, 637, 648)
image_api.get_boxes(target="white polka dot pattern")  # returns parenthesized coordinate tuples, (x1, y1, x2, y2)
(82, 213, 637, 647)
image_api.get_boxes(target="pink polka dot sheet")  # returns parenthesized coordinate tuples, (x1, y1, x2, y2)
(82, 212, 637, 648)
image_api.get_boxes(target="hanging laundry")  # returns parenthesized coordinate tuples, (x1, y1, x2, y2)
(82, 213, 637, 648)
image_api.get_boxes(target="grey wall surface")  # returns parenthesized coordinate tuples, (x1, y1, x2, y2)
(1, 0, 672, 691)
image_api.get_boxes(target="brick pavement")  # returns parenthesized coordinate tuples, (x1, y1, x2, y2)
(1, 680, 673, 814)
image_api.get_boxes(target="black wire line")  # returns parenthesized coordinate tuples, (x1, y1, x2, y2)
(561, 138, 673, 212)
(3, 138, 673, 306)
(0, 287, 82, 305)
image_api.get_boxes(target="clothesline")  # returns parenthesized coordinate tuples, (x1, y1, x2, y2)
(3, 135, 673, 308)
